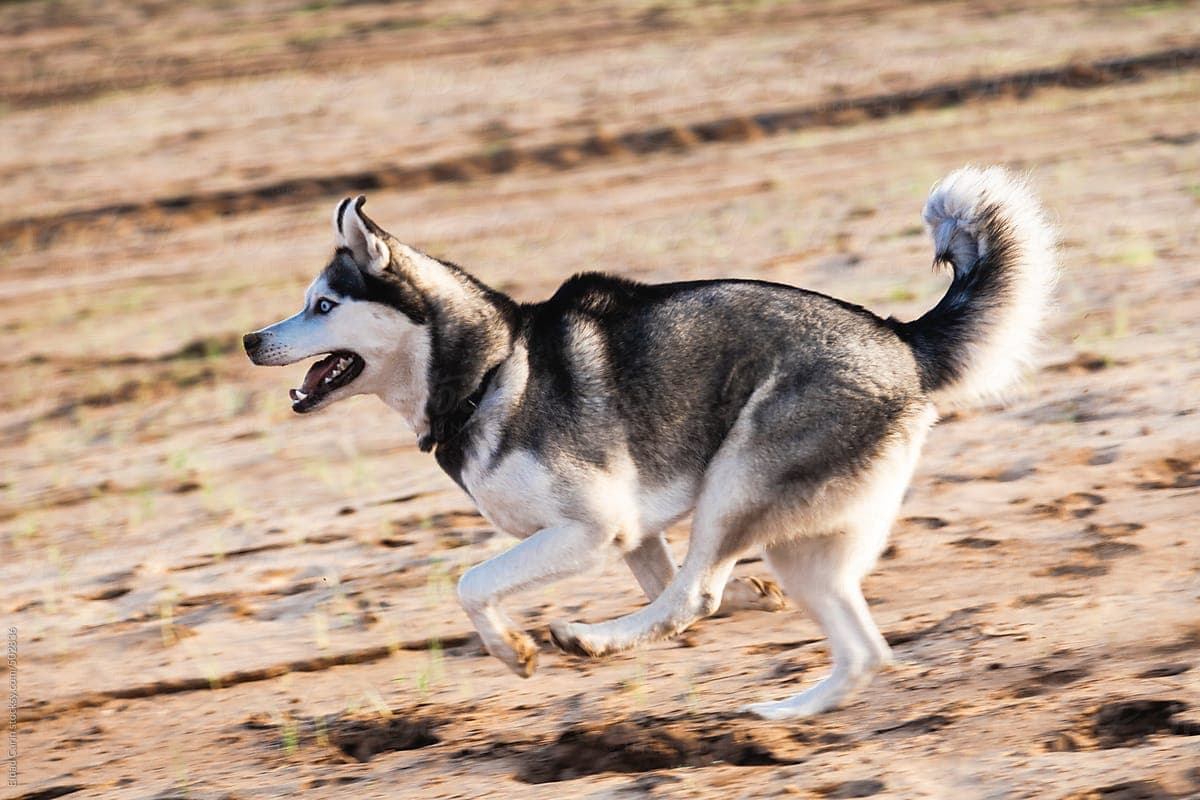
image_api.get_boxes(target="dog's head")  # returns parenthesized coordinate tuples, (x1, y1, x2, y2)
(244, 197, 440, 425)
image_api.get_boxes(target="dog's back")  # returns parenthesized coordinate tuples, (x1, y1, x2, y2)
(505, 274, 923, 480)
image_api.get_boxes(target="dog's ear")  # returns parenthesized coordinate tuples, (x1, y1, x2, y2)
(331, 197, 353, 247)
(332, 196, 391, 275)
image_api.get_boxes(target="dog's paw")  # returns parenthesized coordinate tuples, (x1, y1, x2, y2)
(739, 699, 810, 720)
(739, 695, 833, 720)
(501, 629, 539, 678)
(740, 669, 874, 719)
(744, 575, 788, 610)
(720, 576, 788, 614)
(548, 620, 600, 658)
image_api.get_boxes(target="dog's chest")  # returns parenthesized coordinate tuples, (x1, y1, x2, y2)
(461, 445, 699, 542)
(462, 450, 560, 539)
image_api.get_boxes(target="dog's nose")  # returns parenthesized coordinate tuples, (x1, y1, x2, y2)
(242, 332, 263, 354)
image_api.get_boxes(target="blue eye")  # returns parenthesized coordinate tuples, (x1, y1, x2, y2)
(316, 298, 336, 314)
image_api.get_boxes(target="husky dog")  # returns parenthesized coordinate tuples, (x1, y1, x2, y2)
(244, 166, 1056, 719)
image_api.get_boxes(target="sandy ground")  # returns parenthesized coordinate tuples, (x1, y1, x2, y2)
(2, 2, 1199, 799)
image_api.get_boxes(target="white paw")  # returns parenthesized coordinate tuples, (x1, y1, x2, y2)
(739, 695, 830, 720)
(740, 675, 858, 719)
(739, 701, 786, 720)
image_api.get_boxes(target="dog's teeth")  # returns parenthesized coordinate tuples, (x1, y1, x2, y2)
(325, 358, 352, 383)
(290, 389, 307, 402)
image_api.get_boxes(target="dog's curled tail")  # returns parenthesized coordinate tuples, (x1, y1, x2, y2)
(898, 166, 1059, 405)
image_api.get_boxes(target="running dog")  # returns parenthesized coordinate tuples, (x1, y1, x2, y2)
(244, 166, 1057, 718)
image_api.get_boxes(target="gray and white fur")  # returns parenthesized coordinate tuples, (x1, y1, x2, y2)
(244, 166, 1058, 719)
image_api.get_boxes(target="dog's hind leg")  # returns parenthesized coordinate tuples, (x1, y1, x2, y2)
(740, 533, 891, 720)
(624, 534, 786, 612)
(740, 408, 933, 719)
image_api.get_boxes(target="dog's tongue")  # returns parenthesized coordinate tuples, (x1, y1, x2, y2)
(299, 353, 340, 394)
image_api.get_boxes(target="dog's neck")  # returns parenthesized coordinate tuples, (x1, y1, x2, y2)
(394, 253, 520, 451)
(417, 361, 502, 452)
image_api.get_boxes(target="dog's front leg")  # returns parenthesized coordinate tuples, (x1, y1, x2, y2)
(457, 523, 610, 678)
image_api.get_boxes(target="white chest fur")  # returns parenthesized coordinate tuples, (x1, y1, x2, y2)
(463, 449, 560, 539)
(463, 446, 699, 547)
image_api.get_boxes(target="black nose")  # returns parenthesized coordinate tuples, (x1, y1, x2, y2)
(243, 332, 263, 354)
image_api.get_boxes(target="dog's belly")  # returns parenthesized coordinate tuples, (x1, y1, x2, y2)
(636, 475, 697, 536)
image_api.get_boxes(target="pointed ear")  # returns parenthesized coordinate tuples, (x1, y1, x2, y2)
(332, 197, 353, 248)
(336, 196, 391, 274)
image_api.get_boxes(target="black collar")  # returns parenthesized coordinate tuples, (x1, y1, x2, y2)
(418, 363, 501, 453)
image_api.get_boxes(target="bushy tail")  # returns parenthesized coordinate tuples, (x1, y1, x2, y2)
(898, 166, 1059, 405)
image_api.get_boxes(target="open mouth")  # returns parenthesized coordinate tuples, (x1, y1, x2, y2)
(290, 351, 365, 412)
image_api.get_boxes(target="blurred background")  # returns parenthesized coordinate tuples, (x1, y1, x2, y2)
(2, 2, 1198, 798)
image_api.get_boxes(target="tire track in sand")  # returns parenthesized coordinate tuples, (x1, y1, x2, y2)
(2, 44, 1197, 251)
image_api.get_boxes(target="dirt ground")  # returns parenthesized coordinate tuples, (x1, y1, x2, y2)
(2, 1, 1199, 798)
